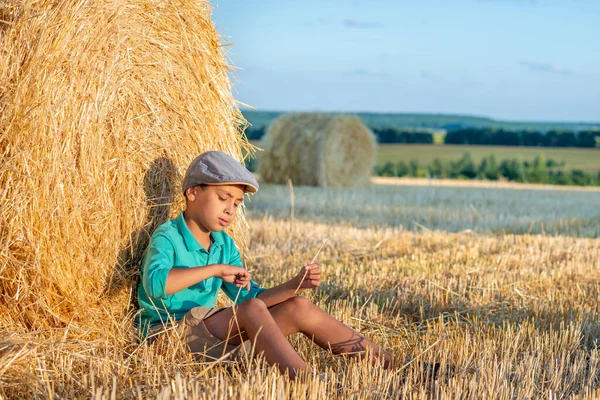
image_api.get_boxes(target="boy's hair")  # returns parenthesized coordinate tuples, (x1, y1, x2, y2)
(182, 151, 259, 195)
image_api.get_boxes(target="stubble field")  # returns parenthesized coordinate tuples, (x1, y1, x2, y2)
(2, 180, 600, 399)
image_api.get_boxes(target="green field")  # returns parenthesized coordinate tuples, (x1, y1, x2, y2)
(250, 141, 600, 173)
(376, 144, 600, 172)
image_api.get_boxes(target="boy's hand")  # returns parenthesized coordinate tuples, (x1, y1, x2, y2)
(219, 265, 251, 291)
(291, 263, 321, 291)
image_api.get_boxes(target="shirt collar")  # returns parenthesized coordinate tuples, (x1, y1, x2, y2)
(176, 212, 224, 252)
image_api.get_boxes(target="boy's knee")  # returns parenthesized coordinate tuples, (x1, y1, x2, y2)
(238, 298, 267, 314)
(287, 296, 313, 313)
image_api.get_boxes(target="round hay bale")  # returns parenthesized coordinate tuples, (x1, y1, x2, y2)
(0, 0, 253, 331)
(258, 113, 377, 188)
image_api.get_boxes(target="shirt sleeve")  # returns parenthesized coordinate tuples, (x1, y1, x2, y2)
(141, 234, 175, 300)
(221, 238, 266, 303)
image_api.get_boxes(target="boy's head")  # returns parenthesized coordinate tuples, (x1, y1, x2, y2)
(182, 151, 258, 196)
(182, 151, 259, 231)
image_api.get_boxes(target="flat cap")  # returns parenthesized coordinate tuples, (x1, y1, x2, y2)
(182, 151, 259, 194)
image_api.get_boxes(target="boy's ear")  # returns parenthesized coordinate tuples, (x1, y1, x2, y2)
(185, 187, 197, 202)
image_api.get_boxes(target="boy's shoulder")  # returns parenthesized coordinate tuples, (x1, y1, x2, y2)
(149, 217, 182, 247)
(153, 218, 179, 237)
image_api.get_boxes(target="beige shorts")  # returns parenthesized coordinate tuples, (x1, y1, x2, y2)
(147, 306, 251, 362)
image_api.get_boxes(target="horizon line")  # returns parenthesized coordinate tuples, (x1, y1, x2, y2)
(239, 108, 600, 126)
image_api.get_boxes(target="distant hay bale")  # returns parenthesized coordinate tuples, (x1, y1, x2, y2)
(0, 0, 253, 332)
(258, 113, 377, 188)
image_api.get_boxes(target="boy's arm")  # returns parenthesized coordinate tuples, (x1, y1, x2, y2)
(166, 264, 251, 295)
(257, 263, 321, 307)
(142, 234, 251, 298)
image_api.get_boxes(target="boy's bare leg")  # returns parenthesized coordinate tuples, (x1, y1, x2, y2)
(203, 298, 309, 378)
(205, 297, 394, 372)
(267, 296, 395, 367)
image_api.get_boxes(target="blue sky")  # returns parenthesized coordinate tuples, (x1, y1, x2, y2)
(212, 0, 599, 122)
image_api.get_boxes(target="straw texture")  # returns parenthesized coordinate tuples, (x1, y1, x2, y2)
(0, 0, 253, 331)
(258, 113, 377, 188)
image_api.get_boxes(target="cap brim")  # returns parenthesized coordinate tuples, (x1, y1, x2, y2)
(203, 181, 258, 194)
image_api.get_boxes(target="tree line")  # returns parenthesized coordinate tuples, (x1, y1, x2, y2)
(244, 125, 434, 143)
(370, 128, 433, 144)
(242, 110, 599, 133)
(245, 125, 600, 148)
(375, 153, 600, 187)
(445, 129, 600, 148)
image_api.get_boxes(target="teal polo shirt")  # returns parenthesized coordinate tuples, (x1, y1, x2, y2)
(137, 212, 265, 336)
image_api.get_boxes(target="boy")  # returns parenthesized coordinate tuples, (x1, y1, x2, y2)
(137, 150, 394, 378)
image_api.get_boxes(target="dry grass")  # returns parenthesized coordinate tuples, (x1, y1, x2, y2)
(2, 182, 600, 398)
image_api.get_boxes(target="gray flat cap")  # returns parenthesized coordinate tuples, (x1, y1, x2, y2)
(182, 151, 259, 194)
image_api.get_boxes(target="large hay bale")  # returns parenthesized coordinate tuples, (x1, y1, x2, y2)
(258, 113, 377, 188)
(0, 0, 253, 332)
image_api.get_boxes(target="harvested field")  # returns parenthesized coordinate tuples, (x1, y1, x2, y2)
(2, 180, 600, 398)
(247, 180, 600, 238)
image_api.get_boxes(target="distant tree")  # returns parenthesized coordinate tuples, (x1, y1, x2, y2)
(375, 161, 411, 177)
(527, 155, 550, 184)
(409, 159, 420, 176)
(556, 131, 577, 147)
(408, 132, 434, 144)
(551, 170, 573, 186)
(396, 161, 410, 177)
(499, 159, 526, 182)
(542, 130, 559, 147)
(376, 162, 397, 177)
(244, 126, 266, 141)
(496, 129, 520, 146)
(521, 131, 543, 146)
(372, 128, 433, 144)
(570, 169, 594, 186)
(409, 159, 428, 177)
(545, 158, 560, 168)
(444, 129, 469, 145)
(478, 155, 499, 180)
(430, 157, 448, 178)
(577, 131, 600, 148)
(373, 128, 397, 143)
(455, 153, 476, 179)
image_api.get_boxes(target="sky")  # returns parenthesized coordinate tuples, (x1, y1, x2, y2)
(211, 0, 600, 122)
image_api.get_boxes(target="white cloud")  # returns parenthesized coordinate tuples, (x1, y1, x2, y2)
(347, 68, 389, 77)
(343, 19, 384, 29)
(520, 61, 572, 75)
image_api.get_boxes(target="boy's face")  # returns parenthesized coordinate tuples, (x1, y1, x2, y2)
(185, 184, 245, 232)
